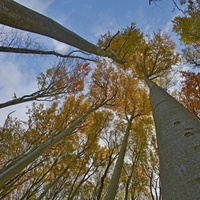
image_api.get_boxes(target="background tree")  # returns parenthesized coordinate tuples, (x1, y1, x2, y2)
(173, 0, 200, 44)
(104, 66, 152, 200)
(0, 62, 119, 189)
(177, 71, 200, 119)
(172, 0, 200, 121)
(0, 60, 91, 108)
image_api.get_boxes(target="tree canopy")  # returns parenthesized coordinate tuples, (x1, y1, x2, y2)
(0, 0, 199, 199)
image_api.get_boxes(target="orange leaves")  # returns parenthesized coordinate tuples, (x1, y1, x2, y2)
(36, 60, 91, 100)
(180, 71, 200, 118)
(71, 62, 91, 93)
(89, 62, 119, 107)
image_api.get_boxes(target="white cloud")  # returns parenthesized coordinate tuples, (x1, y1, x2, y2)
(51, 39, 71, 53)
(164, 20, 173, 33)
(163, 10, 181, 34)
(15, 0, 54, 14)
(0, 55, 37, 125)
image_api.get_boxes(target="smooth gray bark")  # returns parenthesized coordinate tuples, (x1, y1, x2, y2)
(0, 107, 95, 188)
(146, 78, 200, 199)
(104, 116, 134, 200)
(0, 0, 121, 63)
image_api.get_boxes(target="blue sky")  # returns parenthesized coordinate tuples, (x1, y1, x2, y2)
(0, 0, 183, 124)
(17, 0, 180, 44)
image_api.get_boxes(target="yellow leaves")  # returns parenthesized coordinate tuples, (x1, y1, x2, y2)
(89, 62, 119, 107)
(142, 31, 179, 79)
(99, 25, 179, 82)
(98, 25, 144, 67)
(173, 0, 200, 44)
(119, 77, 150, 117)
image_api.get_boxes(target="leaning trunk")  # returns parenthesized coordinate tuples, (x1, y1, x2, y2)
(146, 78, 200, 199)
(0, 0, 120, 62)
(0, 107, 95, 188)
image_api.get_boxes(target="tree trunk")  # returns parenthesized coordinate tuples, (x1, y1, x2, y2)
(145, 78, 200, 199)
(104, 116, 134, 200)
(37, 166, 69, 200)
(0, 107, 95, 188)
(0, 0, 121, 63)
(96, 156, 113, 200)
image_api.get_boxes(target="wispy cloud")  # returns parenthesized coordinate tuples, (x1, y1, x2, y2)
(163, 10, 181, 34)
(0, 55, 37, 125)
(163, 20, 173, 33)
(0, 58, 36, 100)
(15, 0, 54, 14)
(90, 13, 118, 37)
(51, 39, 71, 53)
(126, 6, 158, 34)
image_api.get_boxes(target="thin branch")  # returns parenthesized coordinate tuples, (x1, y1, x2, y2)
(2, 110, 16, 131)
(0, 46, 99, 62)
(172, 0, 187, 16)
(103, 31, 120, 51)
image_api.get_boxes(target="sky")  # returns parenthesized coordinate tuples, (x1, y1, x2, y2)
(0, 0, 184, 125)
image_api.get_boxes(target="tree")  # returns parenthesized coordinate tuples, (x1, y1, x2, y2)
(104, 67, 151, 200)
(145, 78, 200, 199)
(99, 26, 200, 199)
(173, 0, 200, 44)
(0, 62, 118, 188)
(0, 0, 121, 63)
(1, 1, 200, 198)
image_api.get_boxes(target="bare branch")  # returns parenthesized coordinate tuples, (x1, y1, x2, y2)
(0, 46, 99, 62)
(2, 111, 15, 131)
(103, 31, 120, 51)
(172, 0, 187, 16)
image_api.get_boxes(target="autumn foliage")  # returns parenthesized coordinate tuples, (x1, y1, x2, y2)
(0, 1, 199, 198)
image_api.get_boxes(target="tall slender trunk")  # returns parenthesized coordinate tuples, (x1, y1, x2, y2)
(0, 107, 95, 188)
(145, 78, 200, 199)
(104, 116, 134, 200)
(96, 156, 113, 200)
(37, 166, 69, 200)
(0, 0, 121, 63)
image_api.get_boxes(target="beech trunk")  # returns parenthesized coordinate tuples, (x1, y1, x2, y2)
(0, 0, 121, 62)
(146, 78, 200, 199)
(0, 108, 94, 188)
(104, 116, 134, 200)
